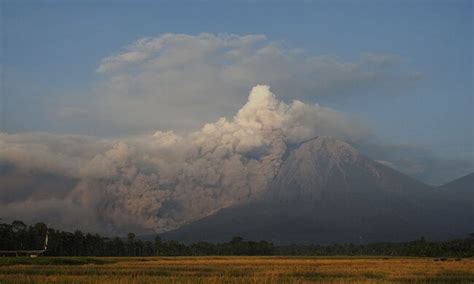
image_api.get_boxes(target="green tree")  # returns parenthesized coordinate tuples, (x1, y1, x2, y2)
(154, 235, 162, 256)
(127, 232, 136, 256)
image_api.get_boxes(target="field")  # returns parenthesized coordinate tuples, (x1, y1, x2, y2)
(0, 256, 473, 283)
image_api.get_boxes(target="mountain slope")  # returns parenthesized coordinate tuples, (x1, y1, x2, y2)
(440, 172, 474, 200)
(161, 137, 473, 244)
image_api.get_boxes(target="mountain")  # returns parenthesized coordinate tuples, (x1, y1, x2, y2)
(161, 137, 473, 244)
(440, 172, 474, 200)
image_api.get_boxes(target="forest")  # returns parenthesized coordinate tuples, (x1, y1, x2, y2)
(1, 220, 473, 257)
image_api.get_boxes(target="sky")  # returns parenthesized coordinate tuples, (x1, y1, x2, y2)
(0, 1, 472, 181)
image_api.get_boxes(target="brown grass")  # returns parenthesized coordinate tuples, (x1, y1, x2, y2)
(0, 256, 473, 283)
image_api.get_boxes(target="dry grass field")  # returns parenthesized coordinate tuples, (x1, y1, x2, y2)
(0, 256, 473, 283)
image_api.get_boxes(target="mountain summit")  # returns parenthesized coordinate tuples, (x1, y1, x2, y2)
(162, 137, 473, 244)
(269, 137, 427, 202)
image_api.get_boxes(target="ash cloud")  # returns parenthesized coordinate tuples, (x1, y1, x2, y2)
(0, 86, 367, 235)
(50, 33, 418, 136)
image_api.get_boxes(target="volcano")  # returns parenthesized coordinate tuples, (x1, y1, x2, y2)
(161, 137, 473, 244)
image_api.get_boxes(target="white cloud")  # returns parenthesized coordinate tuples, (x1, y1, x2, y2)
(54, 33, 418, 135)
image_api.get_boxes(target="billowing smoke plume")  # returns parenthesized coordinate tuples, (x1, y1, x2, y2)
(0, 86, 367, 234)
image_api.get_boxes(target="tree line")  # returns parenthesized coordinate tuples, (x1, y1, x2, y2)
(1, 220, 473, 257)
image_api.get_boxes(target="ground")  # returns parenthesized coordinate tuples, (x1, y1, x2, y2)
(0, 256, 473, 283)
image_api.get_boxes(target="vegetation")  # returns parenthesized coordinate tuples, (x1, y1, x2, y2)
(1, 221, 473, 283)
(1, 220, 474, 257)
(0, 256, 473, 283)
(278, 235, 474, 257)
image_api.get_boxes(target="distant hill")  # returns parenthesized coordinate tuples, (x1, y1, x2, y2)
(162, 137, 474, 244)
(440, 172, 474, 200)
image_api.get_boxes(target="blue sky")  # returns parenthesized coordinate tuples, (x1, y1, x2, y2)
(1, 0, 473, 182)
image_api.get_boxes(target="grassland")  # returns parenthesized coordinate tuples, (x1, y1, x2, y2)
(0, 256, 473, 283)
